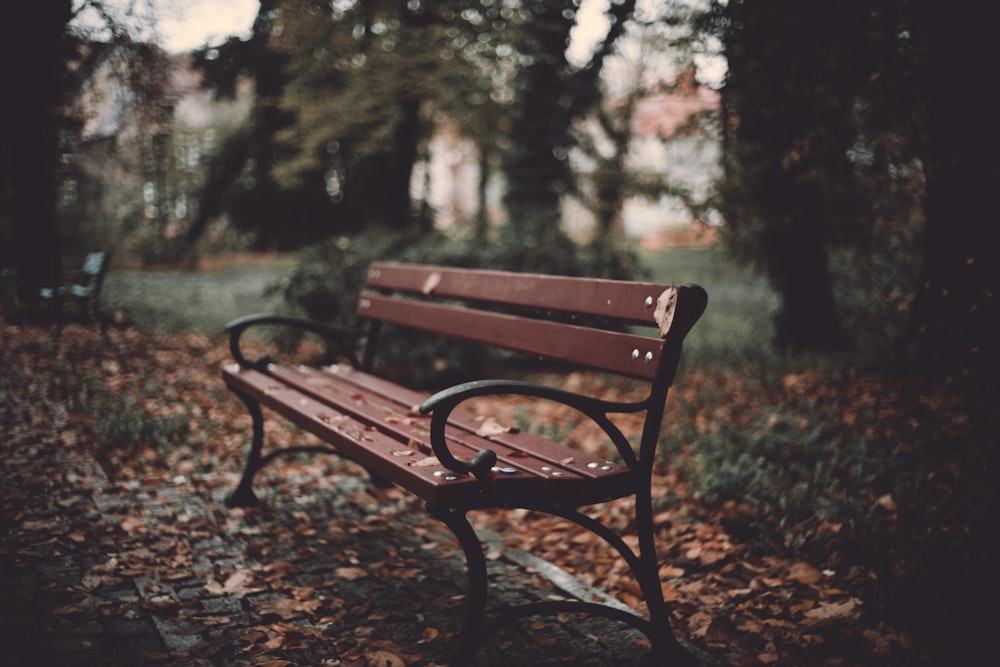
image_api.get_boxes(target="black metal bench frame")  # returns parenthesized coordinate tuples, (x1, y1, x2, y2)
(221, 261, 707, 665)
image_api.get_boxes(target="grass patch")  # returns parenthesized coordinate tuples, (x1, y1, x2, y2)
(640, 246, 778, 366)
(100, 258, 294, 334)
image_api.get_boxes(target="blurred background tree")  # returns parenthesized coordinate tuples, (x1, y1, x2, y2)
(10, 0, 993, 383)
(703, 1, 924, 355)
(183, 0, 328, 250)
(703, 0, 997, 381)
(270, 0, 486, 236)
(192, 0, 676, 277)
(1, 0, 169, 300)
(493, 0, 635, 273)
(1, 2, 76, 303)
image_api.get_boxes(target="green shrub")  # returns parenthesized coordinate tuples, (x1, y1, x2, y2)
(683, 367, 998, 623)
(690, 399, 891, 557)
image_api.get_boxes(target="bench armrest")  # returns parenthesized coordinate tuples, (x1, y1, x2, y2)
(225, 313, 361, 370)
(420, 379, 648, 477)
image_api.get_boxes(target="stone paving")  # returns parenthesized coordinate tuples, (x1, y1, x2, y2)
(1, 396, 707, 666)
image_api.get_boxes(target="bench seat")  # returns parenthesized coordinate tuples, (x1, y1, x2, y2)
(224, 362, 635, 510)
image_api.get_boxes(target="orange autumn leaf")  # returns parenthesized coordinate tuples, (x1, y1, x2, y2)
(802, 598, 863, 626)
(366, 650, 406, 667)
(334, 566, 368, 581)
(788, 562, 822, 585)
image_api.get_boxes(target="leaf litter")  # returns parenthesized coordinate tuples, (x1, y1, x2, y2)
(0, 321, 963, 666)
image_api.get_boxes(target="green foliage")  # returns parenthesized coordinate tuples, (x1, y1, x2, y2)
(827, 238, 923, 363)
(641, 246, 778, 367)
(270, 0, 516, 235)
(681, 365, 999, 619)
(501, 0, 636, 241)
(690, 398, 889, 555)
(513, 405, 578, 444)
(691, 376, 998, 645)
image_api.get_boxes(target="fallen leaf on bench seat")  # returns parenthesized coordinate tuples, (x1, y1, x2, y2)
(653, 286, 679, 336)
(475, 417, 511, 438)
(421, 271, 442, 294)
(409, 456, 440, 467)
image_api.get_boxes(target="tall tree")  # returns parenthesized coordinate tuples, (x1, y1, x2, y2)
(498, 0, 636, 272)
(1, 2, 75, 303)
(572, 3, 718, 251)
(709, 1, 882, 352)
(271, 0, 478, 234)
(708, 0, 996, 377)
(2, 0, 166, 302)
(899, 7, 999, 382)
(186, 0, 338, 249)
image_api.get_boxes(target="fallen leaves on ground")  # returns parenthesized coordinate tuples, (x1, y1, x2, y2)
(0, 321, 966, 666)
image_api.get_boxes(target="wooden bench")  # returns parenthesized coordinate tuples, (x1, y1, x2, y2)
(222, 261, 707, 665)
(39, 251, 110, 322)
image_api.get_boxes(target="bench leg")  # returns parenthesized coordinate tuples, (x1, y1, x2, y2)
(428, 506, 488, 665)
(634, 490, 701, 667)
(433, 499, 700, 666)
(226, 388, 265, 507)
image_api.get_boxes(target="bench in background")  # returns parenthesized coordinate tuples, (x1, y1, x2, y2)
(39, 251, 110, 323)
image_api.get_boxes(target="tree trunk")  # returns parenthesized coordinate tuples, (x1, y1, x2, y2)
(501, 2, 575, 246)
(766, 225, 849, 352)
(475, 145, 491, 241)
(901, 13, 999, 382)
(1, 1, 73, 304)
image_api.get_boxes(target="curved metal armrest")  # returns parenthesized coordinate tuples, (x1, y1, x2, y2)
(420, 379, 649, 478)
(225, 313, 361, 371)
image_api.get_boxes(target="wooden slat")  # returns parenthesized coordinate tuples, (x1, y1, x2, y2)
(357, 292, 664, 380)
(320, 366, 631, 480)
(223, 368, 477, 505)
(274, 365, 631, 483)
(366, 261, 676, 326)
(223, 366, 636, 508)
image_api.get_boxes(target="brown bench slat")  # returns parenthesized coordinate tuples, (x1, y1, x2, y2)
(225, 367, 492, 506)
(357, 292, 664, 381)
(232, 369, 632, 508)
(366, 261, 674, 326)
(225, 366, 635, 507)
(273, 364, 631, 483)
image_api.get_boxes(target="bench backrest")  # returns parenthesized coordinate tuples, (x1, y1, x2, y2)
(81, 252, 107, 277)
(356, 262, 707, 385)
